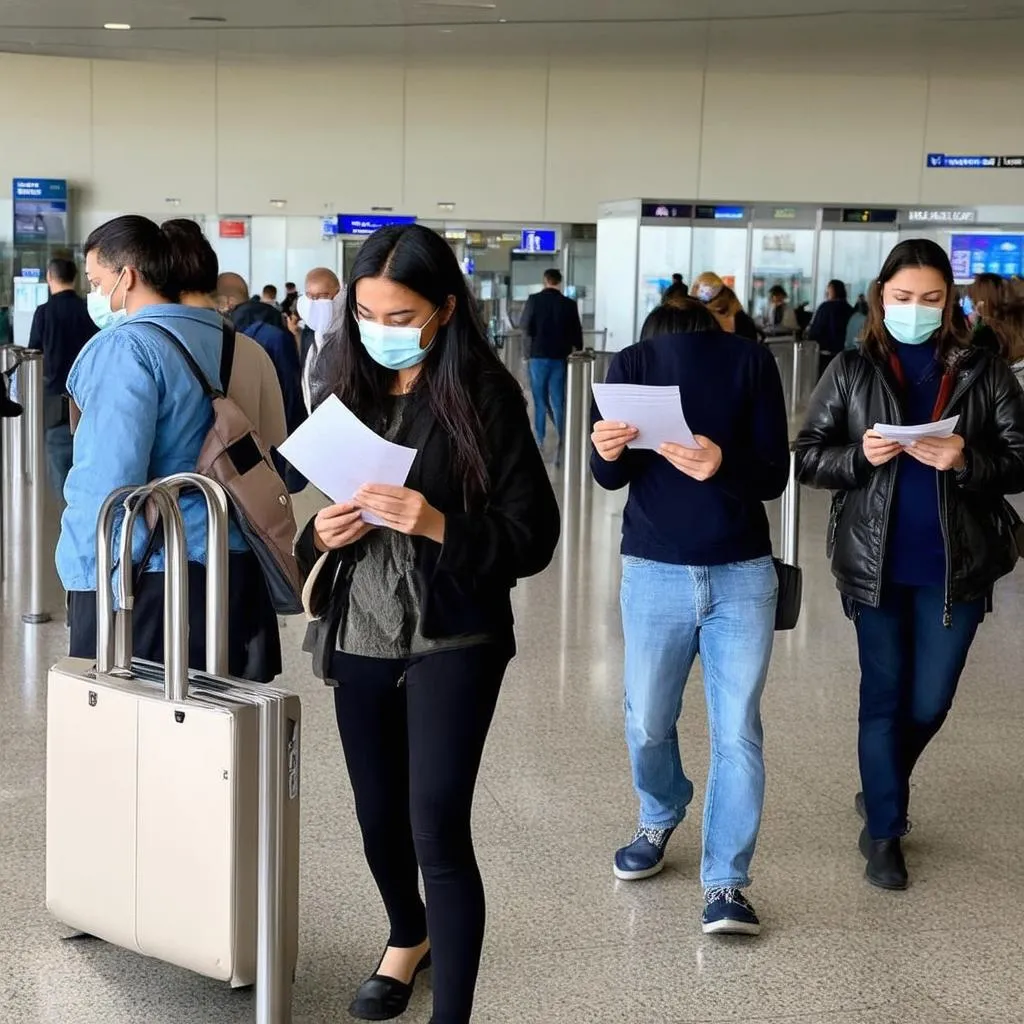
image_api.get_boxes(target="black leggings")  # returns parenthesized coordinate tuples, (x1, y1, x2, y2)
(330, 644, 510, 1024)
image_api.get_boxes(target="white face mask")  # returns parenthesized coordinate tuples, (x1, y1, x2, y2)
(87, 268, 129, 330)
(296, 295, 335, 334)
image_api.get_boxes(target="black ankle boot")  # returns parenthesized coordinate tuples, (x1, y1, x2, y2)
(348, 949, 432, 1021)
(858, 827, 908, 890)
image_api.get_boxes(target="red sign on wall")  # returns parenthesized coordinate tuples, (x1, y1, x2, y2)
(219, 219, 248, 238)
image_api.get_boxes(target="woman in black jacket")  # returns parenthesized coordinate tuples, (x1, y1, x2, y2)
(298, 224, 560, 1024)
(795, 239, 1024, 891)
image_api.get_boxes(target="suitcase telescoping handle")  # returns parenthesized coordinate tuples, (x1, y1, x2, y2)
(96, 483, 189, 701)
(117, 473, 232, 678)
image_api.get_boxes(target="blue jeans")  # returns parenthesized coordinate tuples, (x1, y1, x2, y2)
(528, 358, 567, 444)
(620, 555, 777, 888)
(46, 423, 73, 502)
(854, 585, 984, 840)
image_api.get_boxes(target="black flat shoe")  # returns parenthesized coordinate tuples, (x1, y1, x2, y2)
(859, 827, 908, 891)
(348, 950, 432, 1021)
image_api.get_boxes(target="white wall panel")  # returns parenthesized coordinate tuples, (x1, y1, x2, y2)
(698, 71, 928, 205)
(0, 55, 92, 187)
(215, 61, 405, 216)
(91, 61, 217, 215)
(921, 76, 1024, 207)
(545, 65, 704, 223)
(403, 63, 548, 222)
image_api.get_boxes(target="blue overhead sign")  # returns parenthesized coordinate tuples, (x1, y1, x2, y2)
(927, 153, 1024, 169)
(13, 177, 67, 201)
(337, 214, 416, 236)
(520, 229, 557, 253)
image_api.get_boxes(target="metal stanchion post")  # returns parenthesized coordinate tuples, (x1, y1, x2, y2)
(781, 450, 800, 566)
(1, 346, 22, 573)
(20, 351, 51, 623)
(578, 352, 595, 494)
(562, 353, 588, 527)
(790, 338, 801, 415)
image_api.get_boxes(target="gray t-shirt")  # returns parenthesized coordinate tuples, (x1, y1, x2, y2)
(338, 395, 489, 660)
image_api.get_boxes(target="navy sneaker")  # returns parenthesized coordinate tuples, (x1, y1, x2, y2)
(701, 887, 762, 936)
(613, 825, 675, 881)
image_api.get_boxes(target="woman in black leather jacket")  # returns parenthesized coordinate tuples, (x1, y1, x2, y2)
(795, 239, 1024, 892)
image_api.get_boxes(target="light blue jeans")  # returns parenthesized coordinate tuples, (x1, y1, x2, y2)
(620, 554, 777, 889)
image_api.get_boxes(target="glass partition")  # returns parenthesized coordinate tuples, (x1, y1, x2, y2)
(750, 228, 814, 320)
(816, 230, 898, 306)
(637, 225, 692, 336)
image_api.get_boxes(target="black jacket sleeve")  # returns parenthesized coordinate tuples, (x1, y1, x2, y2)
(521, 294, 536, 340)
(715, 348, 791, 501)
(436, 374, 560, 583)
(959, 358, 1024, 496)
(794, 355, 873, 491)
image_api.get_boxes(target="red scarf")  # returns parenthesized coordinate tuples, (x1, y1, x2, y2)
(887, 352, 955, 421)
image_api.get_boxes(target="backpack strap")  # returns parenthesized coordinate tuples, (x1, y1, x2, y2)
(142, 321, 224, 398)
(220, 319, 236, 394)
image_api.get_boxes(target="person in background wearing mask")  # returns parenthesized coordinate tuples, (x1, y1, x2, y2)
(161, 220, 288, 449)
(218, 272, 306, 488)
(762, 285, 799, 336)
(27, 256, 97, 498)
(287, 267, 342, 412)
(807, 279, 854, 378)
(795, 239, 1024, 891)
(61, 215, 283, 682)
(298, 224, 559, 1024)
(281, 281, 299, 318)
(688, 272, 759, 342)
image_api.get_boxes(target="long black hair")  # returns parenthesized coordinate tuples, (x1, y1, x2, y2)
(321, 223, 508, 502)
(862, 238, 969, 362)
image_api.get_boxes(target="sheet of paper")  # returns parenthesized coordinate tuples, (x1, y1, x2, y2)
(592, 383, 698, 450)
(873, 415, 960, 445)
(277, 395, 418, 524)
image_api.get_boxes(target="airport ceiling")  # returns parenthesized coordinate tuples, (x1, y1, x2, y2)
(1, 0, 1023, 64)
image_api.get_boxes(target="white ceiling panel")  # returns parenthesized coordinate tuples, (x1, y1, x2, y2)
(0, 0, 1022, 60)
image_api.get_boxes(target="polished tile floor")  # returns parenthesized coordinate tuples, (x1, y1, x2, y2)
(2, 477, 1023, 1024)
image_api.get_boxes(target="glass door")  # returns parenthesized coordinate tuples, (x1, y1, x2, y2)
(750, 228, 815, 322)
(690, 227, 748, 315)
(816, 229, 898, 307)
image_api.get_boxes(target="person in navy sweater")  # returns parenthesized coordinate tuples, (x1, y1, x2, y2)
(591, 298, 790, 936)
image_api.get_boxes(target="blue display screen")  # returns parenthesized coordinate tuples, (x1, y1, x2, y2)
(950, 234, 1024, 281)
(13, 177, 68, 243)
(520, 229, 557, 253)
(337, 214, 416, 236)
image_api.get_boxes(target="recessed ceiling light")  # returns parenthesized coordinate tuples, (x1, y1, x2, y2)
(103, 22, 131, 30)
(417, 2, 497, 8)
(270, 199, 287, 208)
(498, 17, 507, 22)
(439, 28, 454, 33)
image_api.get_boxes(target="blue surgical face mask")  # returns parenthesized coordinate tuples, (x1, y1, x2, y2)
(884, 303, 943, 346)
(87, 268, 129, 330)
(358, 308, 440, 371)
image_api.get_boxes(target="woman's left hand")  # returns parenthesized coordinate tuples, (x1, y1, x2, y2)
(355, 485, 446, 543)
(907, 435, 966, 472)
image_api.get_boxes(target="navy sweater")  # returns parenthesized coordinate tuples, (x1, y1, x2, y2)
(886, 341, 946, 587)
(591, 331, 791, 566)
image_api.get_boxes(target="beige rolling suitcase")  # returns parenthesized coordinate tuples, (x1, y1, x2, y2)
(46, 475, 300, 1018)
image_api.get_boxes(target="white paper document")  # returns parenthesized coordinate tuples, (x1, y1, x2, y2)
(873, 415, 960, 445)
(277, 395, 418, 524)
(592, 383, 698, 450)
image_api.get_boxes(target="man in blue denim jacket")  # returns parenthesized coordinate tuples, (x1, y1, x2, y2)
(59, 215, 280, 680)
